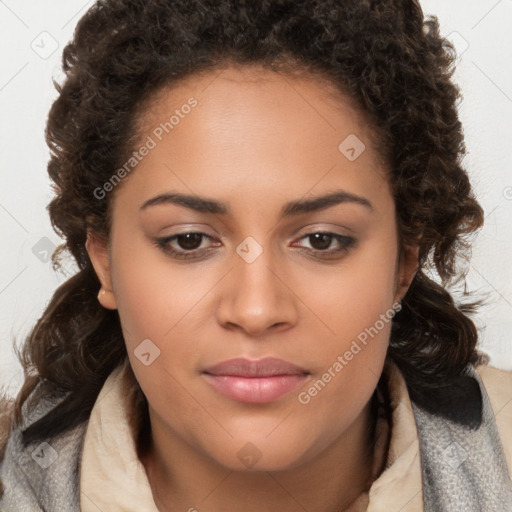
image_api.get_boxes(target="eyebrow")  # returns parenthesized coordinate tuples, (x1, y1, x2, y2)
(139, 190, 374, 216)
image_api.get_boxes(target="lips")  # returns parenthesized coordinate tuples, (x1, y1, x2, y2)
(202, 357, 310, 403)
(204, 357, 308, 377)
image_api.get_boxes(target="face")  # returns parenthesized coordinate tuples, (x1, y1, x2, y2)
(87, 64, 418, 472)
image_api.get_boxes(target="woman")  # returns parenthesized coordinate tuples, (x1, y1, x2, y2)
(0, 0, 511, 510)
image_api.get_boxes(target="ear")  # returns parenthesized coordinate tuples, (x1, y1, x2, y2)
(394, 241, 420, 304)
(85, 231, 117, 310)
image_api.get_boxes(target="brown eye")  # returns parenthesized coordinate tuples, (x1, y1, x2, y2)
(308, 233, 334, 251)
(155, 231, 219, 260)
(155, 230, 356, 261)
(174, 233, 204, 250)
(293, 232, 356, 259)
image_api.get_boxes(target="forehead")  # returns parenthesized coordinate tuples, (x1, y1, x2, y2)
(113, 64, 391, 215)
(140, 63, 376, 144)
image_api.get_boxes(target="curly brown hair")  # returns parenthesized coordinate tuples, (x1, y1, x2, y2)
(5, 0, 485, 455)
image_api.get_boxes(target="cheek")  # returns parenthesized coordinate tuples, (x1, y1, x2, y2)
(302, 228, 399, 344)
(110, 245, 209, 428)
(108, 231, 210, 393)
(296, 293, 396, 455)
(297, 229, 398, 412)
(110, 227, 202, 341)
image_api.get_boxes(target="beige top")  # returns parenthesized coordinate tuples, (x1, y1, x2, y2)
(79, 358, 512, 512)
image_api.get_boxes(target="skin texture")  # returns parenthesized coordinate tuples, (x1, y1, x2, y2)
(86, 64, 419, 511)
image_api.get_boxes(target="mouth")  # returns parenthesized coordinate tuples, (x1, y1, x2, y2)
(202, 357, 310, 404)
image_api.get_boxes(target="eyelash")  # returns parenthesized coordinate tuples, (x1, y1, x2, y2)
(154, 231, 356, 260)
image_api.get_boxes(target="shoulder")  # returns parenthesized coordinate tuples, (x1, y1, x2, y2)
(475, 362, 512, 406)
(0, 381, 86, 511)
(475, 363, 512, 476)
(406, 360, 512, 510)
(0, 394, 15, 462)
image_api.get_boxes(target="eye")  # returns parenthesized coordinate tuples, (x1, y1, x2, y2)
(292, 232, 356, 259)
(154, 230, 356, 261)
(155, 232, 220, 260)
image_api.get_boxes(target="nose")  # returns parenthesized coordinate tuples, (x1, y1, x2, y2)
(215, 243, 299, 337)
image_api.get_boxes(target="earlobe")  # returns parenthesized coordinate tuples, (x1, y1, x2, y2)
(85, 231, 117, 310)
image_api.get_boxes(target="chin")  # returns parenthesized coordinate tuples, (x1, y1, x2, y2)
(203, 435, 313, 473)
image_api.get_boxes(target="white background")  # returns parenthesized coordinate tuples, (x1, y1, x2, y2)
(1, 0, 511, 397)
